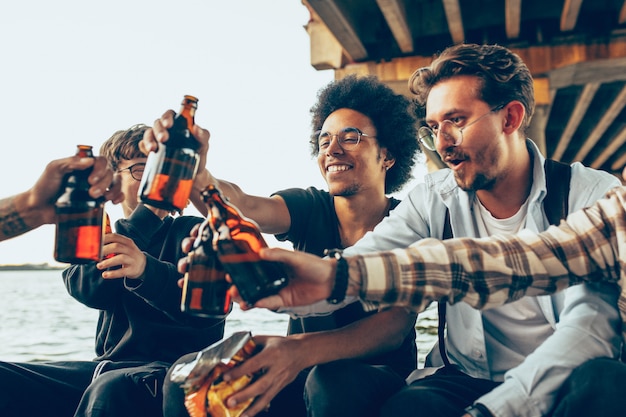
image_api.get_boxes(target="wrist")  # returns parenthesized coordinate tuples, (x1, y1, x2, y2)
(324, 249, 348, 304)
(464, 404, 494, 417)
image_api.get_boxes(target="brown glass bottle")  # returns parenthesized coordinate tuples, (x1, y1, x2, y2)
(54, 145, 106, 264)
(205, 185, 288, 305)
(139, 95, 200, 212)
(181, 191, 232, 317)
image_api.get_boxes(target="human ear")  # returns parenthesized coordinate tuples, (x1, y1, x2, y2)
(501, 101, 525, 134)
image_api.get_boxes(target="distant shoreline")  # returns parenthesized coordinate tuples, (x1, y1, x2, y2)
(0, 263, 65, 271)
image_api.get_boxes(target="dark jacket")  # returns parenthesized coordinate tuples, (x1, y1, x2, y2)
(63, 204, 225, 363)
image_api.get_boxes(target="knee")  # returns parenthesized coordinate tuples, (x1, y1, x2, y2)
(380, 385, 448, 417)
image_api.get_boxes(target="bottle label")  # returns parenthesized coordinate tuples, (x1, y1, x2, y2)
(139, 145, 199, 212)
(181, 250, 232, 317)
(55, 208, 104, 263)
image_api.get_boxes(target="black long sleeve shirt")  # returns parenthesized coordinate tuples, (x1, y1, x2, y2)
(63, 204, 225, 363)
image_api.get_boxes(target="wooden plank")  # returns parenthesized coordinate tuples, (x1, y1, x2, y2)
(505, 0, 522, 39)
(574, 84, 626, 162)
(621, 0, 626, 24)
(305, 18, 345, 70)
(592, 126, 626, 169)
(376, 0, 414, 53)
(306, 0, 368, 62)
(561, 0, 583, 31)
(552, 83, 600, 160)
(442, 0, 465, 44)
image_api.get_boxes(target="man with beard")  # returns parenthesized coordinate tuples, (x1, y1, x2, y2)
(259, 43, 621, 417)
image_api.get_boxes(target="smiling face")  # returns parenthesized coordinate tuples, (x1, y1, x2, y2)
(316, 108, 392, 197)
(426, 76, 511, 192)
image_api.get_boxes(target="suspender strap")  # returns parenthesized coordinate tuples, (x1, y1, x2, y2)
(543, 159, 571, 226)
(438, 209, 454, 367)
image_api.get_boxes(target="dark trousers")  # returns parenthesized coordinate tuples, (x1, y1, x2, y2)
(549, 357, 626, 417)
(0, 359, 168, 417)
(163, 352, 308, 417)
(304, 359, 407, 417)
(379, 366, 500, 417)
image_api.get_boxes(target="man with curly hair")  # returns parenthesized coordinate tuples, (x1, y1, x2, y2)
(150, 74, 422, 417)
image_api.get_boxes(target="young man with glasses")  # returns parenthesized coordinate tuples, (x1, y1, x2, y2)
(261, 43, 621, 417)
(0, 125, 225, 417)
(145, 74, 421, 417)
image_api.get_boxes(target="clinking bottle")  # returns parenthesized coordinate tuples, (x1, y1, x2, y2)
(139, 95, 200, 212)
(54, 145, 106, 264)
(204, 185, 288, 305)
(181, 192, 232, 317)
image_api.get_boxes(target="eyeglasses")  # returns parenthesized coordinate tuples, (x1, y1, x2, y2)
(118, 162, 145, 181)
(312, 127, 374, 154)
(418, 105, 504, 151)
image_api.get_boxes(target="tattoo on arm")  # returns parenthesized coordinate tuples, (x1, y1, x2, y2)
(0, 197, 30, 239)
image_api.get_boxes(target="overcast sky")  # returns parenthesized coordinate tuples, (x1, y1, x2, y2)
(0, 0, 426, 265)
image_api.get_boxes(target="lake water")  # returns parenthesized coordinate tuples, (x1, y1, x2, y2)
(0, 270, 437, 365)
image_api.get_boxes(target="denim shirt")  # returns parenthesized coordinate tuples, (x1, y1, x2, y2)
(344, 140, 622, 417)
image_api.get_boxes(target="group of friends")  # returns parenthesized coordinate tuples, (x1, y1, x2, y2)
(0, 42, 625, 417)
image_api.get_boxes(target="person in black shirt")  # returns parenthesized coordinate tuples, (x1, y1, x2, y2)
(147, 75, 422, 417)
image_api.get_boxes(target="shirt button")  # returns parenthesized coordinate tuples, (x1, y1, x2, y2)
(473, 350, 483, 358)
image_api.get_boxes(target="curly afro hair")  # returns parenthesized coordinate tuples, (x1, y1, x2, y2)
(309, 74, 420, 194)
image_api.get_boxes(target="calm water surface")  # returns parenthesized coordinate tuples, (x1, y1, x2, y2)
(0, 270, 436, 364)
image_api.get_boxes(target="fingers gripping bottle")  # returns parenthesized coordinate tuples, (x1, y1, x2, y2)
(139, 95, 200, 212)
(205, 185, 288, 305)
(181, 189, 232, 318)
(54, 145, 106, 263)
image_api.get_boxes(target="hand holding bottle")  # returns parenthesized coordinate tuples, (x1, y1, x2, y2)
(97, 233, 147, 280)
(141, 106, 212, 193)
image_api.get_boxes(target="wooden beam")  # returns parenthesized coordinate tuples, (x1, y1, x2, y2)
(592, 126, 626, 169)
(505, 0, 522, 39)
(305, 18, 345, 70)
(442, 0, 465, 44)
(376, 0, 414, 53)
(620, 0, 626, 25)
(611, 150, 626, 171)
(573, 84, 626, 162)
(560, 0, 583, 31)
(552, 83, 600, 160)
(306, 0, 368, 62)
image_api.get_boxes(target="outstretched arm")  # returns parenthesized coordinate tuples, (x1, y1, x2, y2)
(255, 185, 626, 314)
(0, 154, 122, 241)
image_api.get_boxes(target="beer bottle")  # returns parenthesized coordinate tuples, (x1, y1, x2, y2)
(181, 190, 232, 317)
(139, 95, 200, 212)
(205, 185, 288, 305)
(54, 145, 106, 264)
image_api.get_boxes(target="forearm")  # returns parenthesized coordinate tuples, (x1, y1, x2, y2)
(0, 191, 51, 241)
(291, 307, 416, 368)
(349, 187, 626, 311)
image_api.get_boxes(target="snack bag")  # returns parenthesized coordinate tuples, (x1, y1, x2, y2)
(170, 331, 258, 417)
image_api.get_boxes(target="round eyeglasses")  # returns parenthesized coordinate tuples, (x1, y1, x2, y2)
(312, 127, 374, 154)
(118, 162, 145, 181)
(418, 105, 504, 151)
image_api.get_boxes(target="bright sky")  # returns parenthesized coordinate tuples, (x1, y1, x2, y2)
(0, 0, 426, 265)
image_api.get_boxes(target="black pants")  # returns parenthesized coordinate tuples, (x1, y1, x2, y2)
(304, 359, 407, 417)
(379, 366, 500, 417)
(549, 357, 626, 417)
(0, 359, 169, 417)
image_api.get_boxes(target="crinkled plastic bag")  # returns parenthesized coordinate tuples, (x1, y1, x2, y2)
(170, 331, 258, 417)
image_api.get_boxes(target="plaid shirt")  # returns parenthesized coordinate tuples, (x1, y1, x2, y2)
(350, 185, 626, 339)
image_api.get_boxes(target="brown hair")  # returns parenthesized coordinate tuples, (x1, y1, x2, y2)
(99, 124, 148, 170)
(409, 44, 535, 133)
